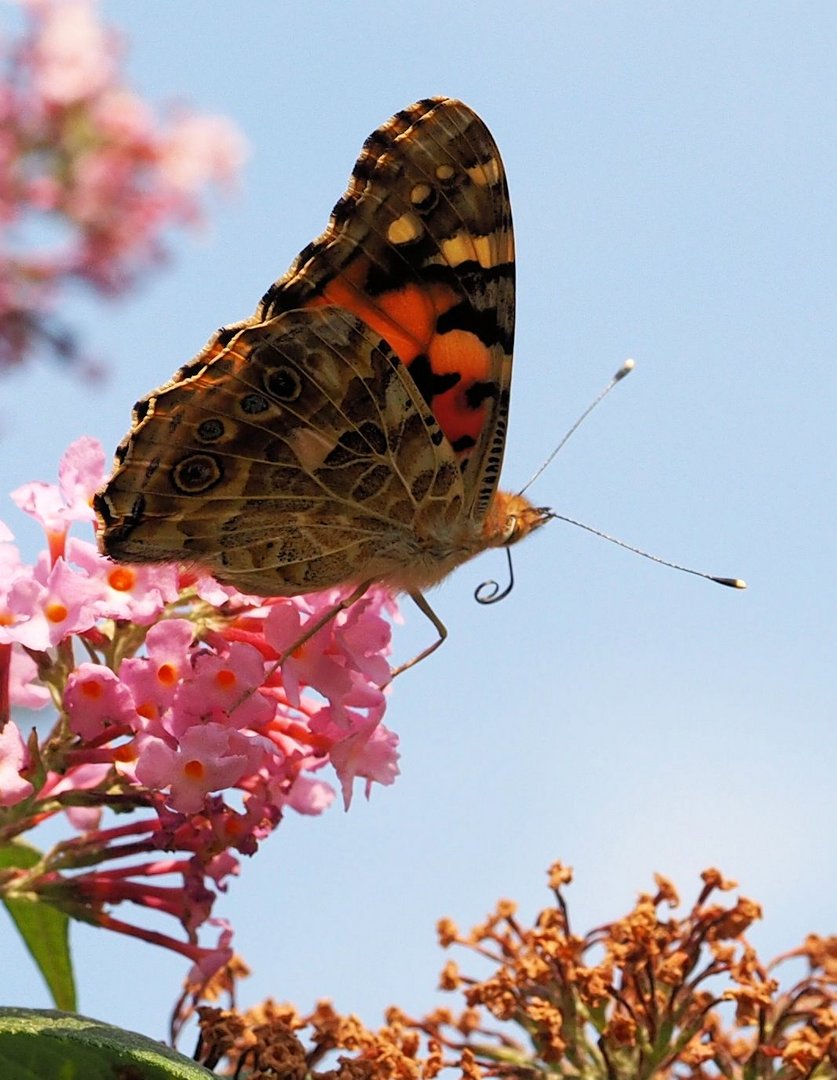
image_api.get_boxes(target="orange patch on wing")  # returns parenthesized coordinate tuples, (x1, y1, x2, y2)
(308, 263, 461, 367)
(429, 330, 493, 448)
(429, 328, 491, 382)
(433, 385, 486, 447)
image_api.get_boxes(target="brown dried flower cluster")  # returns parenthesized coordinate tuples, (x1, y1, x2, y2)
(194, 864, 836, 1079)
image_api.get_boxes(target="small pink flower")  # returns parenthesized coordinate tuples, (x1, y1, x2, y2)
(336, 591, 392, 688)
(285, 774, 336, 816)
(67, 537, 179, 625)
(30, 0, 117, 105)
(135, 723, 266, 814)
(8, 647, 50, 710)
(159, 114, 248, 194)
(170, 643, 273, 733)
(11, 436, 105, 554)
(3, 557, 99, 649)
(309, 697, 399, 809)
(39, 763, 112, 830)
(181, 569, 255, 608)
(185, 919, 233, 987)
(64, 663, 137, 740)
(264, 599, 353, 707)
(328, 715, 400, 809)
(1, 529, 27, 632)
(90, 87, 154, 142)
(0, 721, 33, 806)
(119, 618, 194, 720)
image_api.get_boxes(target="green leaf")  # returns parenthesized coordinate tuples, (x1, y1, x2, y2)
(0, 1008, 215, 1079)
(0, 842, 76, 1011)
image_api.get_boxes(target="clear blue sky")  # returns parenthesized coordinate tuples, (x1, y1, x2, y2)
(3, 1, 835, 1041)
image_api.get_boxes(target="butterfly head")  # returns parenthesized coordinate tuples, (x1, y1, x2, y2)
(486, 490, 553, 549)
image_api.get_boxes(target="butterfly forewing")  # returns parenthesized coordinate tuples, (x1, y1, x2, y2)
(260, 97, 514, 518)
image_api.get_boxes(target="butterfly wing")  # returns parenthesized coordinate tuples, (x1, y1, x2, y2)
(96, 307, 465, 595)
(96, 98, 514, 595)
(260, 96, 515, 520)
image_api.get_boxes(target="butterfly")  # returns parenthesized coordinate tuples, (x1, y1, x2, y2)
(94, 97, 551, 668)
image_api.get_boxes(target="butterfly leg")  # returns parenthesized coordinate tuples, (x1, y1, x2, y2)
(389, 590, 448, 679)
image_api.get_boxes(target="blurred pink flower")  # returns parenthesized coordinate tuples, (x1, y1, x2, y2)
(90, 87, 154, 142)
(29, 0, 116, 105)
(0, 1, 246, 373)
(160, 114, 248, 194)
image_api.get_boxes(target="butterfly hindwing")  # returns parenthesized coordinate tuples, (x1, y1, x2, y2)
(97, 307, 465, 594)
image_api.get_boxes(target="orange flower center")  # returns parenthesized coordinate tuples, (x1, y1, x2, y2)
(45, 601, 69, 624)
(107, 567, 136, 592)
(156, 662, 178, 687)
(80, 678, 103, 700)
(183, 759, 205, 780)
(215, 668, 236, 691)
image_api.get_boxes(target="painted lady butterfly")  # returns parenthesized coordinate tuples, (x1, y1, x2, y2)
(94, 97, 550, 662)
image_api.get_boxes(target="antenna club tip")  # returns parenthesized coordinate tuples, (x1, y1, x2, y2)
(615, 358, 635, 381)
(713, 577, 747, 590)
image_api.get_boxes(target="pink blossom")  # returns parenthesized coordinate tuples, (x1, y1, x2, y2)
(0, 436, 401, 980)
(327, 714, 400, 809)
(285, 774, 336, 816)
(336, 589, 393, 688)
(135, 724, 266, 814)
(8, 647, 50, 709)
(264, 599, 353, 707)
(67, 537, 179, 624)
(63, 663, 137, 740)
(90, 87, 154, 142)
(2, 556, 100, 649)
(170, 643, 274, 734)
(159, 114, 248, 194)
(39, 763, 112, 830)
(185, 919, 233, 987)
(10, 436, 105, 540)
(0, 720, 33, 806)
(30, 0, 117, 105)
(119, 618, 194, 720)
(0, 3, 246, 372)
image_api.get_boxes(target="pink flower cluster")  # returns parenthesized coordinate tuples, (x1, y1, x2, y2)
(0, 0, 247, 371)
(0, 437, 399, 982)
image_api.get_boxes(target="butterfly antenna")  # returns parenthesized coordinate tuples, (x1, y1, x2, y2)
(517, 358, 635, 497)
(546, 512, 747, 589)
(475, 547, 515, 605)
